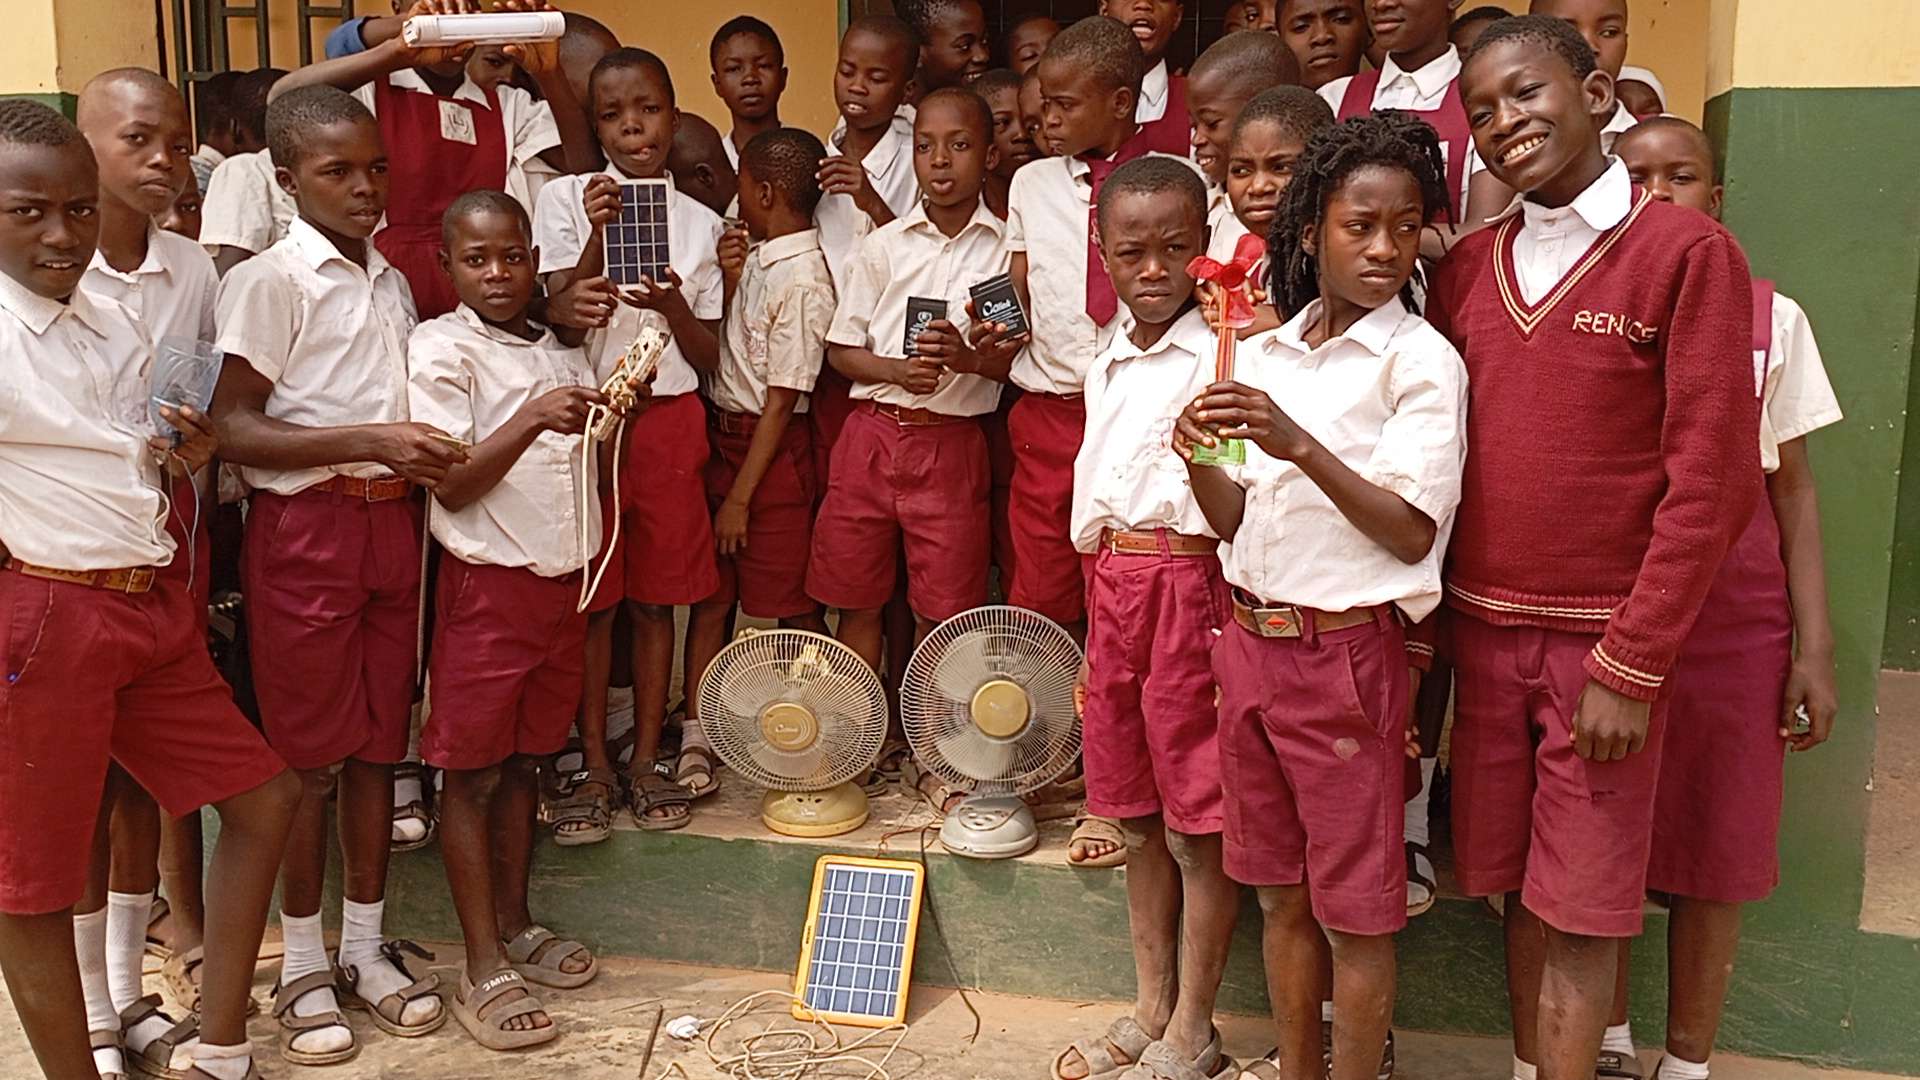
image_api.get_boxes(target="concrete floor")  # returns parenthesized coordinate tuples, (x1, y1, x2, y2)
(1863, 670, 1920, 936)
(0, 952, 1906, 1079)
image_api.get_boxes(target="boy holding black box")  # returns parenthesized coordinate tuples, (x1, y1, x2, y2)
(806, 87, 1022, 671)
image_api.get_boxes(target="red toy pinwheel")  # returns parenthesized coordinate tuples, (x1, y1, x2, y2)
(1187, 232, 1269, 332)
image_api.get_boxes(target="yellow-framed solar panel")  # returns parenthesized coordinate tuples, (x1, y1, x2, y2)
(605, 178, 672, 287)
(791, 855, 924, 1028)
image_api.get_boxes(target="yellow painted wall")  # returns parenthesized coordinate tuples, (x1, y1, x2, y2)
(5, 0, 64, 93)
(1489, 0, 1709, 121)
(1710, 0, 1920, 94)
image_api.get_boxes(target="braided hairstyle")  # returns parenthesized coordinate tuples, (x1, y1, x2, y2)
(1267, 110, 1450, 318)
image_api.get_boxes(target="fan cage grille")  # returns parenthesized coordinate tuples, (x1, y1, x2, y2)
(696, 630, 888, 791)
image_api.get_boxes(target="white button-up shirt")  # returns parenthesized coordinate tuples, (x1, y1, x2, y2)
(214, 217, 418, 495)
(1758, 292, 1843, 474)
(533, 167, 725, 398)
(0, 275, 173, 569)
(1599, 103, 1638, 154)
(1137, 59, 1170, 125)
(351, 69, 562, 214)
(1071, 307, 1220, 551)
(1493, 157, 1633, 305)
(712, 229, 835, 416)
(1318, 45, 1482, 212)
(82, 227, 219, 351)
(1218, 297, 1467, 619)
(815, 107, 921, 293)
(200, 149, 297, 256)
(407, 307, 598, 576)
(827, 198, 1008, 417)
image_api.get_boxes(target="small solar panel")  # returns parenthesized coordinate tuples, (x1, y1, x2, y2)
(604, 179, 672, 287)
(792, 855, 924, 1028)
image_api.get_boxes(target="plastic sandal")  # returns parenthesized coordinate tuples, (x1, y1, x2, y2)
(91, 1028, 126, 1080)
(120, 993, 197, 1080)
(452, 967, 557, 1051)
(548, 768, 618, 847)
(1116, 1037, 1235, 1080)
(504, 924, 598, 989)
(627, 766, 691, 831)
(1597, 1051, 1645, 1079)
(337, 940, 446, 1038)
(391, 761, 436, 853)
(673, 741, 721, 800)
(270, 970, 358, 1067)
(1052, 1015, 1154, 1080)
(1067, 810, 1129, 869)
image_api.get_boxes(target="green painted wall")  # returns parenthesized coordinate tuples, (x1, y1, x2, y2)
(1, 92, 76, 117)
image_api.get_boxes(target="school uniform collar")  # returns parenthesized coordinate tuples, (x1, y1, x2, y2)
(452, 303, 558, 347)
(286, 216, 400, 280)
(1065, 133, 1147, 185)
(830, 105, 914, 182)
(1105, 305, 1213, 367)
(193, 144, 227, 168)
(1600, 103, 1637, 138)
(85, 226, 171, 283)
(0, 270, 113, 337)
(1140, 60, 1170, 113)
(754, 228, 823, 269)
(599, 157, 677, 190)
(387, 66, 494, 108)
(899, 196, 1004, 241)
(1378, 45, 1462, 99)
(1486, 156, 1634, 231)
(1268, 295, 1410, 360)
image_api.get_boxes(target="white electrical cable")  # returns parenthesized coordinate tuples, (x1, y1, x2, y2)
(576, 409, 625, 613)
(648, 989, 908, 1080)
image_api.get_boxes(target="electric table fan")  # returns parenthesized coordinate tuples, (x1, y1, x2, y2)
(698, 629, 888, 838)
(900, 606, 1083, 859)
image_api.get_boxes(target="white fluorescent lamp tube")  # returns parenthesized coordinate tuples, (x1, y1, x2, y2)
(402, 11, 565, 47)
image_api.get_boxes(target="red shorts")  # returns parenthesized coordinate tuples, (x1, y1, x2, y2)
(705, 414, 817, 619)
(586, 392, 720, 612)
(985, 391, 1019, 583)
(1448, 613, 1672, 937)
(809, 366, 857, 497)
(1649, 504, 1791, 903)
(243, 487, 422, 770)
(1006, 392, 1087, 624)
(423, 558, 586, 771)
(806, 402, 990, 621)
(1216, 609, 1409, 936)
(1081, 542, 1229, 835)
(0, 570, 285, 914)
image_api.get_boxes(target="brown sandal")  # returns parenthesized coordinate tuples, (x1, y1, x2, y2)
(452, 967, 557, 1051)
(90, 1028, 126, 1080)
(337, 940, 446, 1038)
(160, 946, 260, 1017)
(548, 767, 618, 846)
(504, 924, 598, 989)
(270, 970, 357, 1066)
(626, 768, 691, 831)
(119, 993, 198, 1080)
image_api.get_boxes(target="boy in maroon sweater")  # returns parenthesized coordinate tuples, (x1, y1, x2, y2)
(1426, 17, 1758, 1080)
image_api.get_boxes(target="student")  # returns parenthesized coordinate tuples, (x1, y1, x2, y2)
(1429, 19, 1759, 1080)
(1530, 0, 1639, 150)
(899, 0, 992, 91)
(1179, 111, 1465, 1080)
(1187, 28, 1298, 197)
(1053, 157, 1238, 1080)
(1225, 0, 1280, 33)
(211, 85, 469, 1064)
(190, 70, 244, 192)
(1318, 0, 1513, 225)
(1019, 67, 1050, 157)
(1004, 13, 1060, 75)
(1605, 117, 1842, 1080)
(709, 15, 788, 170)
(1614, 64, 1665, 120)
(1104, 0, 1192, 156)
(408, 190, 610, 1050)
(1213, 85, 1335, 334)
(161, 170, 206, 240)
(534, 47, 726, 837)
(0, 96, 298, 1080)
(200, 67, 293, 275)
(680, 127, 835, 800)
(807, 88, 1013, 676)
(667, 112, 741, 218)
(1278, 0, 1367, 91)
(272, 0, 595, 319)
(73, 69, 228, 1079)
(976, 68, 1037, 217)
(1450, 4, 1510, 50)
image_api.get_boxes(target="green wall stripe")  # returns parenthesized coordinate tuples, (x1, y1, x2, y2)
(1, 92, 76, 118)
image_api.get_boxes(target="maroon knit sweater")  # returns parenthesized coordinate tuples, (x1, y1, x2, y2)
(1426, 191, 1760, 702)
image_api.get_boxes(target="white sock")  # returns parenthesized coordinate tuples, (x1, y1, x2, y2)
(104, 890, 152, 1012)
(1512, 1055, 1537, 1080)
(392, 764, 428, 844)
(1321, 1000, 1334, 1022)
(191, 1039, 255, 1080)
(1603, 1022, 1637, 1056)
(1404, 757, 1436, 847)
(1658, 1053, 1711, 1080)
(337, 898, 440, 1027)
(76, 909, 124, 1076)
(279, 911, 352, 1057)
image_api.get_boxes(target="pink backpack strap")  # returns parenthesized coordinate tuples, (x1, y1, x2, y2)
(1750, 278, 1774, 360)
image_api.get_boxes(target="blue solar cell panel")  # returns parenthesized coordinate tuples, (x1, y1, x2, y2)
(796, 858, 922, 1025)
(605, 179, 672, 287)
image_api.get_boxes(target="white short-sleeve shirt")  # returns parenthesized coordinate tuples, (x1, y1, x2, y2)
(825, 198, 1008, 418)
(815, 107, 921, 294)
(712, 229, 835, 416)
(351, 69, 562, 213)
(1599, 103, 1638, 154)
(82, 228, 219, 351)
(406, 306, 599, 576)
(1317, 46, 1481, 213)
(1071, 306, 1220, 551)
(0, 276, 174, 569)
(214, 217, 419, 495)
(1218, 296, 1468, 619)
(1137, 59, 1170, 125)
(1758, 292, 1844, 473)
(533, 167, 725, 398)
(200, 149, 297, 256)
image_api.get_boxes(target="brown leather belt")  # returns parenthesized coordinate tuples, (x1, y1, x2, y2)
(1230, 589, 1383, 639)
(865, 401, 969, 426)
(310, 474, 413, 501)
(5, 558, 157, 594)
(1102, 529, 1218, 557)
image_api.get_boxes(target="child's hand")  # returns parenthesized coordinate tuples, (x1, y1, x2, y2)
(548, 275, 619, 329)
(1188, 380, 1310, 462)
(714, 498, 750, 556)
(898, 355, 945, 397)
(961, 299, 1029, 368)
(394, 0, 481, 67)
(717, 226, 750, 288)
(371, 422, 471, 488)
(154, 404, 218, 474)
(1569, 679, 1651, 762)
(524, 385, 607, 437)
(816, 157, 883, 217)
(618, 269, 687, 314)
(1780, 652, 1838, 752)
(583, 174, 622, 228)
(913, 319, 975, 372)
(495, 0, 559, 77)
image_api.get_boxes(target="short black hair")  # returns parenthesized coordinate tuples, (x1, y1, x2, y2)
(919, 85, 994, 141)
(1044, 16, 1146, 99)
(265, 84, 375, 169)
(194, 70, 243, 142)
(709, 15, 783, 67)
(1096, 156, 1206, 233)
(897, 0, 981, 38)
(1270, 111, 1451, 317)
(844, 14, 922, 77)
(1614, 114, 1720, 178)
(1466, 14, 1598, 80)
(591, 47, 675, 109)
(233, 67, 287, 142)
(973, 68, 1022, 100)
(1191, 26, 1299, 94)
(1232, 84, 1335, 146)
(0, 97, 86, 149)
(740, 127, 826, 215)
(441, 188, 531, 249)
(1451, 5, 1511, 32)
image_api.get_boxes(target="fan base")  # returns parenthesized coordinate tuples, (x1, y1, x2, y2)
(761, 785, 870, 838)
(940, 795, 1038, 859)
